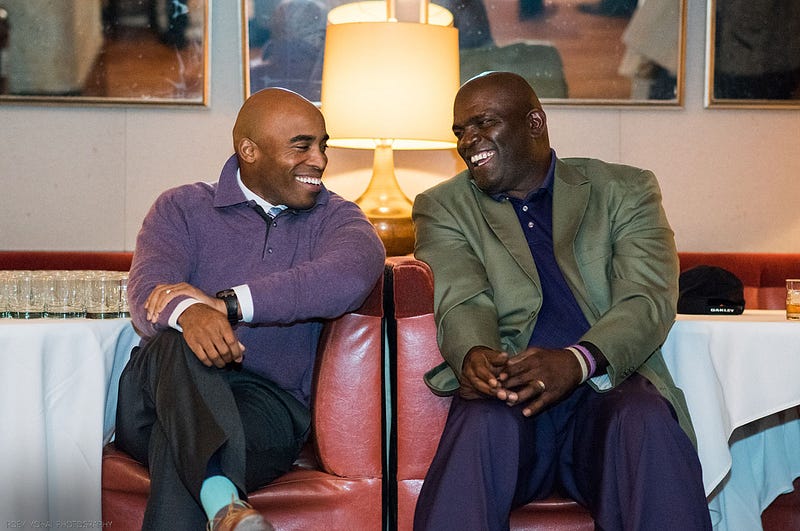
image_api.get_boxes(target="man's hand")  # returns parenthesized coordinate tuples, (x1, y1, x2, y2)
(496, 347, 583, 417)
(145, 282, 223, 323)
(458, 347, 509, 399)
(177, 303, 245, 368)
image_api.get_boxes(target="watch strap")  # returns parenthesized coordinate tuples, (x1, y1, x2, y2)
(215, 289, 239, 325)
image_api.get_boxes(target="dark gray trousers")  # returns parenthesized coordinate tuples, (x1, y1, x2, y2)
(414, 373, 711, 531)
(115, 330, 310, 530)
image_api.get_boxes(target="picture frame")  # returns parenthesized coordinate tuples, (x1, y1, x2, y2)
(704, 0, 800, 109)
(0, 0, 209, 106)
(241, 0, 688, 106)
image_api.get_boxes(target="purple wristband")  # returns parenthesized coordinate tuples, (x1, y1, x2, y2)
(572, 344, 596, 378)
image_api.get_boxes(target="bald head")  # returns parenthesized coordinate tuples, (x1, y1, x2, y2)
(457, 72, 542, 116)
(233, 87, 322, 150)
(232, 87, 328, 209)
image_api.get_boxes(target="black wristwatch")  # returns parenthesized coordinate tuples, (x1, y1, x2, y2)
(215, 289, 239, 325)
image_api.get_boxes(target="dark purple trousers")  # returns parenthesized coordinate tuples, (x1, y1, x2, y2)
(414, 374, 711, 531)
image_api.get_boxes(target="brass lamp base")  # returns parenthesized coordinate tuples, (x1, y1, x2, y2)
(356, 141, 416, 256)
(368, 215, 415, 256)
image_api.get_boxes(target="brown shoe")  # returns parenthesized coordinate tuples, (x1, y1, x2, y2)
(208, 500, 274, 531)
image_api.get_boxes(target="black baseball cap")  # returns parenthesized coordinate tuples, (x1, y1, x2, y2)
(677, 265, 745, 315)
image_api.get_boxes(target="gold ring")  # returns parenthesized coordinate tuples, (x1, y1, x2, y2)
(534, 379, 546, 392)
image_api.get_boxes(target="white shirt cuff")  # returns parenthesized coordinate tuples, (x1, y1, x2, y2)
(233, 284, 253, 322)
(590, 373, 612, 390)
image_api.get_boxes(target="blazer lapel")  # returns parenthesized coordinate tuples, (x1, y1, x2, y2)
(552, 161, 597, 317)
(552, 161, 589, 251)
(472, 183, 539, 285)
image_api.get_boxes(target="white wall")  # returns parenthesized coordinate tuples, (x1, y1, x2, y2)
(1, 0, 798, 253)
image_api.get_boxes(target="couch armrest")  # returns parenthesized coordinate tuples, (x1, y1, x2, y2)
(386, 256, 450, 481)
(311, 274, 384, 478)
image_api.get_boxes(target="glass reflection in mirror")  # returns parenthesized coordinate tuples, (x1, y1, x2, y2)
(242, 0, 685, 105)
(706, 0, 800, 108)
(0, 0, 208, 105)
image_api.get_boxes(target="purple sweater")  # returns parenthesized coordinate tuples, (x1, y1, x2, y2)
(128, 155, 386, 405)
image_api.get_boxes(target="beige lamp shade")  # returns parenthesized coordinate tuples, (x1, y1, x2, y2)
(321, 19, 460, 150)
(319, 2, 460, 256)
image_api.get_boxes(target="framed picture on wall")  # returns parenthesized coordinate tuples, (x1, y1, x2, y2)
(0, 0, 209, 106)
(705, 0, 800, 108)
(240, 0, 688, 106)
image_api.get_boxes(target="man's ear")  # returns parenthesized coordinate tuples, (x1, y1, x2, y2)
(528, 109, 546, 137)
(237, 137, 258, 163)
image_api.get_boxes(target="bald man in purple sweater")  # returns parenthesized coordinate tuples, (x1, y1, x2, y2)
(115, 88, 385, 530)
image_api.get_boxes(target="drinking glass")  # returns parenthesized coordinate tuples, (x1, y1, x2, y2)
(118, 272, 130, 318)
(46, 270, 86, 318)
(85, 272, 121, 319)
(9, 270, 47, 319)
(0, 270, 10, 317)
(786, 279, 800, 320)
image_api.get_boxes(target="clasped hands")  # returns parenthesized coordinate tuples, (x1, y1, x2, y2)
(145, 282, 245, 368)
(459, 346, 583, 417)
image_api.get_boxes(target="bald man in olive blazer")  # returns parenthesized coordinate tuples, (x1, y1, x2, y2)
(411, 72, 710, 531)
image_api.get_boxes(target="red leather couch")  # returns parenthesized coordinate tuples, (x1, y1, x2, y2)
(101, 273, 386, 530)
(386, 253, 800, 531)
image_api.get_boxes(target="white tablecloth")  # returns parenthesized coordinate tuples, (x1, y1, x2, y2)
(0, 318, 139, 527)
(662, 310, 800, 531)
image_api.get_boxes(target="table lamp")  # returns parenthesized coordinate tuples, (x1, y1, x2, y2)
(321, 0, 460, 256)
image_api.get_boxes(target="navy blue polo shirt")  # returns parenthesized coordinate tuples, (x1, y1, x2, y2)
(497, 151, 590, 349)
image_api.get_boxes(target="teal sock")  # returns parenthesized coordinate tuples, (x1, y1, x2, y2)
(200, 475, 240, 521)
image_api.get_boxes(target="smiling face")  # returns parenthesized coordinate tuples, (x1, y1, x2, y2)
(452, 73, 551, 199)
(234, 88, 329, 210)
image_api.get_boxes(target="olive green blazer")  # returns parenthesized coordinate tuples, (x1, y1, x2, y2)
(412, 157, 695, 445)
